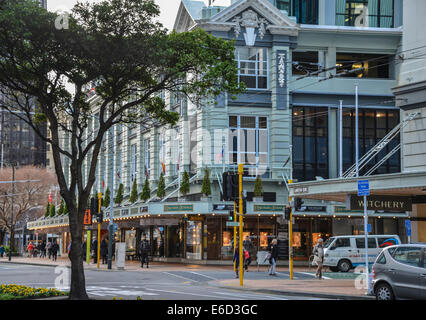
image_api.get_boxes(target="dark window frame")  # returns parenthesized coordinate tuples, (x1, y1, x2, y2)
(336, 0, 395, 28)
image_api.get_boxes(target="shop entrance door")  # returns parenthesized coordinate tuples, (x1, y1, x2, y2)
(206, 218, 220, 260)
(186, 221, 202, 260)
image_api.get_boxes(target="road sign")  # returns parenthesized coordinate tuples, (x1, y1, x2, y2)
(357, 180, 370, 196)
(226, 221, 241, 227)
(405, 220, 411, 236)
(367, 224, 371, 233)
(83, 209, 92, 225)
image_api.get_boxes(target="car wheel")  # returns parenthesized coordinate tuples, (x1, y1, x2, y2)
(337, 259, 351, 272)
(375, 283, 394, 300)
(329, 266, 339, 272)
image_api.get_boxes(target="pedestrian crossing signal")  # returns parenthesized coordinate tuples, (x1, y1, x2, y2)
(83, 209, 92, 225)
(229, 210, 234, 221)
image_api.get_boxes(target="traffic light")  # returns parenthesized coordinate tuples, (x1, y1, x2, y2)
(295, 198, 304, 211)
(284, 206, 291, 220)
(222, 172, 238, 201)
(229, 210, 234, 221)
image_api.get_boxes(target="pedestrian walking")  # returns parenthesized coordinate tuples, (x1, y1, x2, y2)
(268, 239, 279, 276)
(92, 239, 98, 264)
(46, 241, 52, 259)
(139, 234, 150, 268)
(51, 240, 59, 262)
(100, 237, 108, 264)
(67, 241, 72, 260)
(0, 244, 5, 258)
(243, 236, 254, 271)
(82, 241, 87, 261)
(312, 238, 325, 279)
(27, 242, 34, 258)
(232, 240, 245, 279)
(40, 241, 46, 258)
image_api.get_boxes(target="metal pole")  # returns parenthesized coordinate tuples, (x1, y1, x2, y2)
(97, 192, 102, 268)
(339, 100, 343, 178)
(108, 126, 115, 270)
(355, 84, 359, 177)
(86, 230, 91, 265)
(289, 144, 294, 280)
(8, 164, 15, 261)
(238, 163, 243, 286)
(363, 195, 371, 294)
(233, 201, 236, 273)
(1, 111, 4, 171)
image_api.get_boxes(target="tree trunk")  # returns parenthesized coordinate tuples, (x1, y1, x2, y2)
(68, 206, 89, 300)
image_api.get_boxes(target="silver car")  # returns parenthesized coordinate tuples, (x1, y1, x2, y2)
(372, 244, 426, 300)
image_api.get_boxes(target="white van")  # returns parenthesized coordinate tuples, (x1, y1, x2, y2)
(323, 235, 401, 272)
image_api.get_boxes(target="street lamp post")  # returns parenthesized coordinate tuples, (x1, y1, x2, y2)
(107, 126, 115, 270)
(8, 163, 15, 261)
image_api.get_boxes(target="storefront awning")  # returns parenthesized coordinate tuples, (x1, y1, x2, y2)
(289, 171, 426, 203)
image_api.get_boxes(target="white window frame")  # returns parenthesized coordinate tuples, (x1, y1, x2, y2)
(144, 138, 151, 178)
(236, 47, 269, 90)
(228, 115, 269, 175)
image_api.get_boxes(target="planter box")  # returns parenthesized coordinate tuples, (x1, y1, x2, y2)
(253, 197, 263, 203)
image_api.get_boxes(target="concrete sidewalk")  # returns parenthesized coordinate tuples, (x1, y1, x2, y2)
(0, 256, 317, 272)
(212, 278, 374, 300)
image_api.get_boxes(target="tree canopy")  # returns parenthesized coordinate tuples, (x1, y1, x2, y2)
(0, 0, 242, 300)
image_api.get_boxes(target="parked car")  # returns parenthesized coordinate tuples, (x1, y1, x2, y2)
(372, 243, 426, 300)
(323, 235, 401, 272)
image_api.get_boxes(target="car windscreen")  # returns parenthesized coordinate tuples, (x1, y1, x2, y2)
(323, 237, 334, 248)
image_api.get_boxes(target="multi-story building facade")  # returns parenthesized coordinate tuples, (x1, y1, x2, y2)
(29, 0, 406, 263)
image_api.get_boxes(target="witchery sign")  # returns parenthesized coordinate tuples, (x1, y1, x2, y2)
(348, 195, 412, 212)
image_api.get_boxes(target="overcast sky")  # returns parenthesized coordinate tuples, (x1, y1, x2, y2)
(47, 0, 232, 31)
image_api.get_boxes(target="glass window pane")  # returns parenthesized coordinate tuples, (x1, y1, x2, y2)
(259, 117, 267, 129)
(229, 116, 237, 128)
(393, 247, 421, 267)
(240, 117, 256, 128)
(240, 129, 256, 153)
(259, 130, 267, 153)
(240, 76, 256, 89)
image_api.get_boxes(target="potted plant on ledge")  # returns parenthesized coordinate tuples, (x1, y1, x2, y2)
(140, 178, 151, 203)
(156, 173, 166, 201)
(200, 168, 211, 201)
(253, 175, 263, 202)
(179, 170, 190, 202)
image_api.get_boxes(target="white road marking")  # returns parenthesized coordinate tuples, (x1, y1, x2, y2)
(163, 272, 199, 282)
(189, 271, 218, 280)
(297, 272, 331, 280)
(212, 291, 288, 300)
(145, 288, 244, 300)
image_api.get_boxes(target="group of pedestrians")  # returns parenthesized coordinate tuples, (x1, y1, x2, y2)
(91, 237, 111, 264)
(232, 236, 325, 279)
(24, 240, 59, 260)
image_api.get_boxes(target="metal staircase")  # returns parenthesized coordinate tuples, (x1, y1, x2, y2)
(342, 112, 419, 178)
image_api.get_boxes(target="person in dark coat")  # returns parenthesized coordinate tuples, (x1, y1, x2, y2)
(51, 240, 59, 262)
(268, 239, 279, 276)
(100, 238, 108, 264)
(243, 236, 254, 271)
(232, 240, 245, 279)
(0, 245, 5, 258)
(92, 239, 98, 264)
(139, 234, 150, 268)
(82, 241, 87, 261)
(39, 241, 46, 258)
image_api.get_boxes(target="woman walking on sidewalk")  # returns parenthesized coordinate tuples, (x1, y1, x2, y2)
(26, 242, 34, 258)
(312, 238, 324, 279)
(268, 239, 278, 276)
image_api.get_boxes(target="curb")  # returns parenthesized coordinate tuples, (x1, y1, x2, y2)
(0, 261, 69, 268)
(209, 283, 375, 300)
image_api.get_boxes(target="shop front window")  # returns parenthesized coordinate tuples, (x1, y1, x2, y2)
(152, 226, 165, 257)
(167, 225, 183, 258)
(186, 221, 202, 260)
(125, 230, 136, 253)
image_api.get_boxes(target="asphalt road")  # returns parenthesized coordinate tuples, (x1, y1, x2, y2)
(0, 263, 332, 300)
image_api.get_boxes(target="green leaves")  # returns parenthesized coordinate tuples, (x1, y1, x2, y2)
(140, 178, 150, 202)
(129, 178, 138, 203)
(254, 175, 263, 197)
(180, 171, 190, 197)
(201, 168, 211, 196)
(156, 173, 165, 199)
(115, 183, 124, 205)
